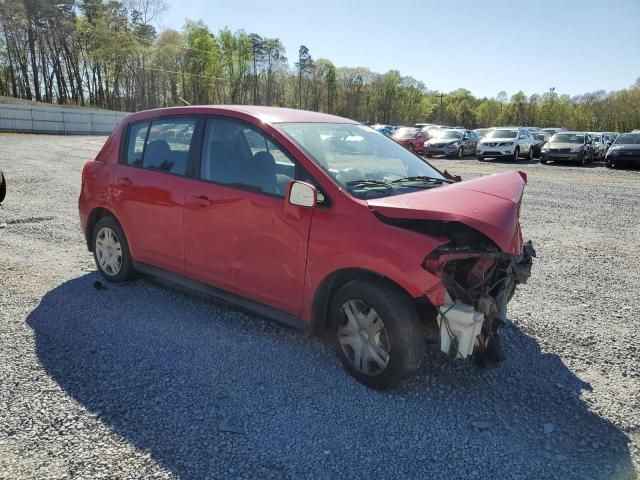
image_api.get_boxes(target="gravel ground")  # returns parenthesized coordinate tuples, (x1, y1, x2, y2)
(0, 133, 638, 480)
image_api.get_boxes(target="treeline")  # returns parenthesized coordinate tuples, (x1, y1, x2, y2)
(1, 0, 639, 131)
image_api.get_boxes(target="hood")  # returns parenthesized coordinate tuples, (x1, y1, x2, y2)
(548, 142, 583, 149)
(429, 139, 460, 146)
(481, 137, 516, 143)
(367, 171, 527, 254)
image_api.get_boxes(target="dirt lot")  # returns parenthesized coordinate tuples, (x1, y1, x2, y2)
(0, 133, 639, 479)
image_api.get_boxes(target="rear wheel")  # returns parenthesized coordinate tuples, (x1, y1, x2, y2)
(92, 216, 134, 283)
(330, 279, 425, 390)
(527, 147, 533, 161)
(512, 147, 520, 162)
(477, 155, 484, 161)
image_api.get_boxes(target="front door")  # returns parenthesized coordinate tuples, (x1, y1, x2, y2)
(183, 116, 314, 315)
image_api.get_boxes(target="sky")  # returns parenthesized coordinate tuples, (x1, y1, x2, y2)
(159, 0, 640, 99)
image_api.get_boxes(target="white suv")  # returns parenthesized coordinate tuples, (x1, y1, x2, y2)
(476, 127, 534, 162)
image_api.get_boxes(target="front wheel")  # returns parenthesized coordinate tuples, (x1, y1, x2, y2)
(92, 216, 134, 282)
(527, 147, 533, 161)
(512, 147, 520, 162)
(331, 279, 425, 390)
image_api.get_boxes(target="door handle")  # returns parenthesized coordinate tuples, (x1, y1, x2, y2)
(191, 194, 212, 207)
(116, 177, 132, 187)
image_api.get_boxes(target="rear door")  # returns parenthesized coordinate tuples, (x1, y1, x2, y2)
(183, 116, 315, 315)
(113, 117, 200, 274)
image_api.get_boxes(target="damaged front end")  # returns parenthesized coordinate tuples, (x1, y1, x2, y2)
(367, 170, 535, 367)
(424, 238, 535, 367)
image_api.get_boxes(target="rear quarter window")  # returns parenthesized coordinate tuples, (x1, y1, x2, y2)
(126, 122, 149, 166)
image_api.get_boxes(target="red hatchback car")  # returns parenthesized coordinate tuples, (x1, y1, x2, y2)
(79, 106, 534, 389)
(391, 127, 426, 154)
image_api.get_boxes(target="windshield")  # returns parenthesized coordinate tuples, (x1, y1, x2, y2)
(488, 129, 518, 139)
(534, 134, 546, 141)
(474, 129, 490, 137)
(550, 133, 584, 144)
(277, 123, 446, 199)
(392, 127, 417, 139)
(614, 133, 640, 144)
(439, 130, 463, 139)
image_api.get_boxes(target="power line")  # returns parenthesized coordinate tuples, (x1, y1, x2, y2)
(138, 65, 228, 81)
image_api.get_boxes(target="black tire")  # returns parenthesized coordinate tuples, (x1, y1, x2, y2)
(330, 279, 425, 390)
(527, 147, 533, 161)
(92, 215, 134, 283)
(457, 147, 463, 159)
(0, 173, 6, 203)
(477, 155, 484, 161)
(512, 147, 519, 162)
(579, 154, 586, 166)
(606, 160, 615, 169)
(540, 159, 548, 165)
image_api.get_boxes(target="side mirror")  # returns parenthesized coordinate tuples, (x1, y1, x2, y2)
(288, 181, 317, 208)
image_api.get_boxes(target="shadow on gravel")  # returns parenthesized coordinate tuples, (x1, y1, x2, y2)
(28, 274, 637, 480)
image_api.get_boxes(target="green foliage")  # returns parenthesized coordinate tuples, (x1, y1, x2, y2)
(0, 1, 638, 131)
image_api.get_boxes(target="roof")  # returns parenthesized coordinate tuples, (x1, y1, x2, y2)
(122, 105, 357, 125)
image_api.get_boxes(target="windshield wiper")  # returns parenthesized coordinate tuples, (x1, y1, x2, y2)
(390, 176, 452, 184)
(345, 179, 393, 189)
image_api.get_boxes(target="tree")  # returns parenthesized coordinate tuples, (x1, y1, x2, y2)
(295, 45, 312, 109)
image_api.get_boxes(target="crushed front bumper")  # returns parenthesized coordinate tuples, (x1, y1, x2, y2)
(427, 241, 536, 363)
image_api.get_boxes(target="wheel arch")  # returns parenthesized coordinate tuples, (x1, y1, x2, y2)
(310, 267, 431, 336)
(85, 207, 123, 252)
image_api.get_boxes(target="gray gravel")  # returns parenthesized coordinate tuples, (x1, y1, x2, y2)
(0, 133, 638, 479)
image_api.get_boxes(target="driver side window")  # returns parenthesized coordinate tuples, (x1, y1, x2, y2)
(200, 117, 299, 198)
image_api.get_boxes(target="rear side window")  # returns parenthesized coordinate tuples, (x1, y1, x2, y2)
(143, 119, 196, 175)
(124, 118, 196, 176)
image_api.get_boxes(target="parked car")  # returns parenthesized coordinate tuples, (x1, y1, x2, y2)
(391, 127, 426, 154)
(372, 125, 394, 137)
(473, 128, 493, 139)
(540, 132, 594, 165)
(476, 127, 534, 162)
(424, 129, 478, 158)
(0, 168, 5, 204)
(542, 127, 566, 137)
(587, 132, 608, 160)
(531, 132, 550, 158)
(78, 106, 535, 389)
(421, 125, 447, 140)
(605, 131, 640, 168)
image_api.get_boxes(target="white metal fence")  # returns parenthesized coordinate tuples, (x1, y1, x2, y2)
(0, 101, 129, 135)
